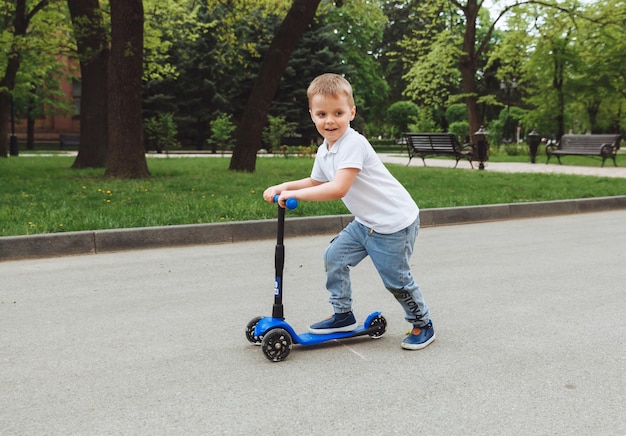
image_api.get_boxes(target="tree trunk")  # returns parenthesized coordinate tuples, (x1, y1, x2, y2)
(0, 0, 29, 158)
(26, 117, 35, 150)
(68, 0, 109, 168)
(0, 92, 12, 158)
(588, 101, 601, 133)
(229, 0, 322, 172)
(553, 48, 565, 138)
(105, 0, 149, 178)
(460, 0, 482, 144)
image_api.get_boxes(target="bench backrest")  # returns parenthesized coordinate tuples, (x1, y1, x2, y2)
(59, 134, 80, 145)
(560, 134, 622, 151)
(405, 133, 460, 152)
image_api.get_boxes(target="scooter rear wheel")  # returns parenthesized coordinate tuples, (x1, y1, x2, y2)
(245, 316, 263, 345)
(368, 314, 387, 339)
(261, 328, 292, 362)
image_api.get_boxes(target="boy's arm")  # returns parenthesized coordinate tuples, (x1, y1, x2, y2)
(263, 177, 319, 203)
(275, 168, 358, 206)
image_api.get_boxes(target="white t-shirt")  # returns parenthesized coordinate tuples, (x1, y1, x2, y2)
(311, 127, 419, 234)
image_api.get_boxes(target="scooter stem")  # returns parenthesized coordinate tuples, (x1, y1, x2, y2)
(272, 205, 285, 319)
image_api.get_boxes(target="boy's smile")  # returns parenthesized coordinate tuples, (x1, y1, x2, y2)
(309, 94, 356, 148)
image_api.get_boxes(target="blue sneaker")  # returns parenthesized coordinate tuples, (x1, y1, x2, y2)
(401, 320, 435, 350)
(309, 312, 358, 334)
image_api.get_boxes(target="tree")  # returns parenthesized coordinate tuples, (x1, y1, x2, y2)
(0, 0, 52, 158)
(229, 0, 322, 172)
(143, 0, 214, 150)
(105, 0, 149, 178)
(522, 12, 574, 139)
(507, 1, 621, 138)
(142, 1, 289, 151)
(271, 7, 353, 143)
(457, 0, 487, 142)
(379, 0, 422, 103)
(400, 0, 583, 143)
(67, 0, 109, 168)
(266, 0, 389, 140)
(566, 2, 622, 134)
(322, 0, 389, 130)
(403, 0, 495, 142)
(9, 2, 72, 150)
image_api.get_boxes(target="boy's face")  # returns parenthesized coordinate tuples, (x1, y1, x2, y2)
(309, 93, 356, 147)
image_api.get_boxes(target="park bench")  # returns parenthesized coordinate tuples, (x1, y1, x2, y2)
(546, 134, 622, 167)
(404, 132, 474, 168)
(59, 133, 80, 149)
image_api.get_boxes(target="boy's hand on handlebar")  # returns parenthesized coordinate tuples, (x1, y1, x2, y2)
(263, 185, 298, 208)
(275, 191, 295, 208)
(263, 187, 281, 204)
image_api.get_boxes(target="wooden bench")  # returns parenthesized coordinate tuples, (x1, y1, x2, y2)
(404, 132, 473, 168)
(546, 134, 622, 167)
(59, 133, 80, 149)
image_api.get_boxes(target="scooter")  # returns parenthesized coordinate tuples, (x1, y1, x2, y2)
(245, 195, 387, 362)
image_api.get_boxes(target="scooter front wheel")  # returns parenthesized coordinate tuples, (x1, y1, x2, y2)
(368, 314, 387, 339)
(245, 316, 263, 345)
(261, 328, 292, 362)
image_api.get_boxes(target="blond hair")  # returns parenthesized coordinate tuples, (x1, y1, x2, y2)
(307, 73, 355, 107)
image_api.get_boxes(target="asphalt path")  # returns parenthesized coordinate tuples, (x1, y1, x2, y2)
(1, 210, 624, 435)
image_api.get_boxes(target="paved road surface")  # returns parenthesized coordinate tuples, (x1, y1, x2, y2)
(1, 210, 624, 435)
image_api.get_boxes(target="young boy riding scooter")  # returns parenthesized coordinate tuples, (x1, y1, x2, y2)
(263, 73, 434, 350)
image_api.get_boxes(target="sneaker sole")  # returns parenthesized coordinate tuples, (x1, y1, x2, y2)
(308, 322, 358, 335)
(401, 333, 436, 350)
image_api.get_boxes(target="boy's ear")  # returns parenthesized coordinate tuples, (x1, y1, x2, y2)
(350, 106, 356, 121)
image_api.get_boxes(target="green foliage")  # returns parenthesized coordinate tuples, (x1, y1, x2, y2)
(408, 107, 442, 133)
(144, 113, 181, 154)
(396, 0, 626, 144)
(445, 104, 467, 125)
(270, 11, 346, 142)
(387, 101, 419, 136)
(402, 28, 462, 109)
(275, 145, 318, 158)
(378, 0, 422, 103)
(321, 0, 389, 124)
(143, 0, 291, 150)
(208, 113, 236, 153)
(1, 0, 74, 118)
(141, 0, 394, 149)
(506, 0, 626, 138)
(262, 115, 297, 152)
(5, 0, 626, 163)
(448, 121, 470, 143)
(487, 106, 527, 145)
(143, 0, 202, 81)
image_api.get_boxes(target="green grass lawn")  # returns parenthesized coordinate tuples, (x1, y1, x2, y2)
(1, 154, 625, 237)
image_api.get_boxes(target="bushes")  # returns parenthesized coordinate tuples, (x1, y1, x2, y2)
(208, 114, 236, 154)
(144, 113, 181, 154)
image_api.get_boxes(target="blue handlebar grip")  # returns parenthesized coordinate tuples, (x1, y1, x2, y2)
(285, 198, 299, 210)
(273, 195, 299, 210)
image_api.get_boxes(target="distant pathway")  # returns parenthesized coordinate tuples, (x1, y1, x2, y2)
(378, 153, 626, 179)
(36, 149, 626, 179)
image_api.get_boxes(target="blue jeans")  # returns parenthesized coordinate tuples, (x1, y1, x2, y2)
(323, 217, 430, 326)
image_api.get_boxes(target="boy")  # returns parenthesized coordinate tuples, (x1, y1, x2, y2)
(263, 73, 434, 350)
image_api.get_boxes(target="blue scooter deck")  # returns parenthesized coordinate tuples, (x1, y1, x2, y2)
(254, 311, 383, 346)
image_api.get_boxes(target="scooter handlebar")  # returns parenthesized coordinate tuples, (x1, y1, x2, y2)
(273, 195, 298, 210)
